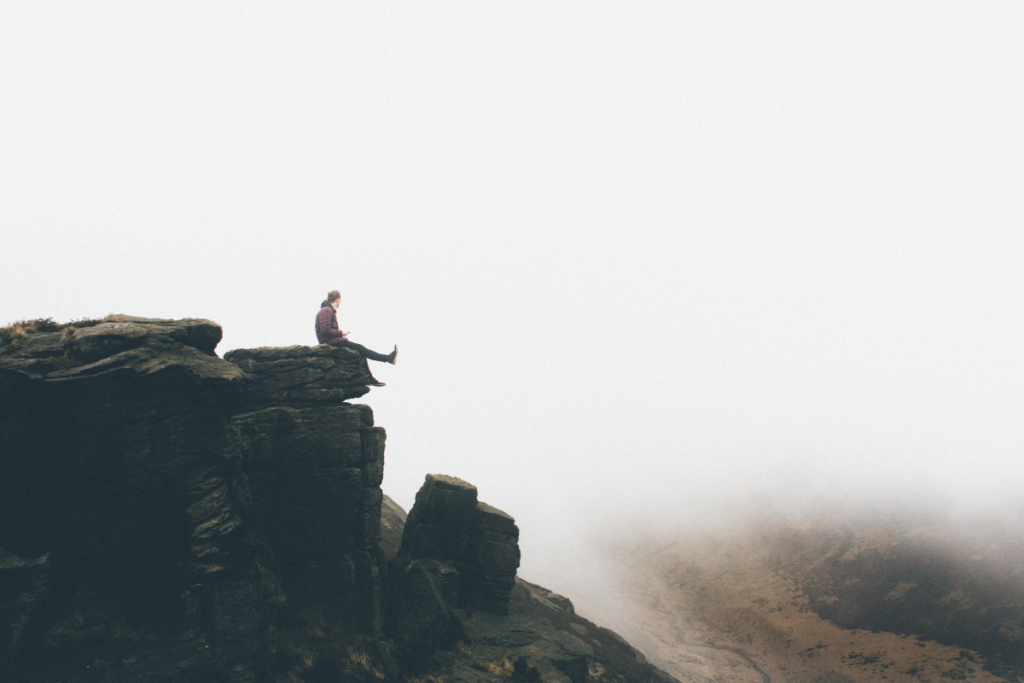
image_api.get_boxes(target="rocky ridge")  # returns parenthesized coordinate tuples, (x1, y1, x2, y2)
(0, 315, 677, 683)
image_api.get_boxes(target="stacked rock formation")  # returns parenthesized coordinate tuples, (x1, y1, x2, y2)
(396, 474, 521, 613)
(0, 316, 390, 682)
(387, 474, 521, 662)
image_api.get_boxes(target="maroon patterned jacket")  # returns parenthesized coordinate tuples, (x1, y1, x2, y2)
(315, 303, 346, 345)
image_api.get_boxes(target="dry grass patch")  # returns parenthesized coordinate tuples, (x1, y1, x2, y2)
(0, 317, 61, 345)
(1, 315, 119, 363)
(472, 653, 515, 677)
(406, 674, 453, 683)
(0, 314, 115, 336)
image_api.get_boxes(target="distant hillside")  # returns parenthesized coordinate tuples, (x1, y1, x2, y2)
(765, 513, 1024, 681)
(607, 510, 1024, 683)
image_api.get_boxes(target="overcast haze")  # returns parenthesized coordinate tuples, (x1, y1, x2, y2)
(2, 3, 1023, 603)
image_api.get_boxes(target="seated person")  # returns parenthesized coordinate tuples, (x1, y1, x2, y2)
(315, 290, 397, 366)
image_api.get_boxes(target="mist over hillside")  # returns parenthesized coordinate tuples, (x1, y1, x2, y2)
(539, 494, 1024, 683)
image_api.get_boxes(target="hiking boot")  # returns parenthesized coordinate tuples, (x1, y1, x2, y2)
(389, 345, 398, 365)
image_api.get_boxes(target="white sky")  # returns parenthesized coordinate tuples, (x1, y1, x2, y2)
(3, 3, 1023, 599)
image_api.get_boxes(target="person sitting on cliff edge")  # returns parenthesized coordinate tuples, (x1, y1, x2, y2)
(315, 290, 397, 380)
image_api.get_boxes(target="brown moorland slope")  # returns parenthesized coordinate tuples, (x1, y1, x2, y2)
(608, 511, 1023, 683)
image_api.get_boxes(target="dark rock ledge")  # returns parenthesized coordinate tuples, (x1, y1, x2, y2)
(0, 314, 382, 396)
(224, 345, 379, 405)
(0, 315, 677, 683)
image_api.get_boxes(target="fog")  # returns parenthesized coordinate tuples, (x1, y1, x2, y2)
(3, 3, 1023, 631)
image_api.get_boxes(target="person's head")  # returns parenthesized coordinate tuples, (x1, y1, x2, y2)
(327, 290, 341, 309)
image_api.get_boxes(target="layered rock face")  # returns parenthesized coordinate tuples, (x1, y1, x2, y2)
(0, 316, 389, 682)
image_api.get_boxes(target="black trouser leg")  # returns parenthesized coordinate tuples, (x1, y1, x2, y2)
(334, 339, 391, 363)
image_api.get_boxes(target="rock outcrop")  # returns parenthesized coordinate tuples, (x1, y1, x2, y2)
(1, 315, 679, 683)
(396, 474, 521, 614)
(381, 494, 679, 683)
(387, 474, 521, 665)
(0, 316, 391, 682)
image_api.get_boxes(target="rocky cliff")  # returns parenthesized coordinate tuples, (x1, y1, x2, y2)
(0, 316, 677, 683)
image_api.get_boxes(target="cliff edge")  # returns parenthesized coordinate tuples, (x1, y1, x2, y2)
(0, 316, 676, 683)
